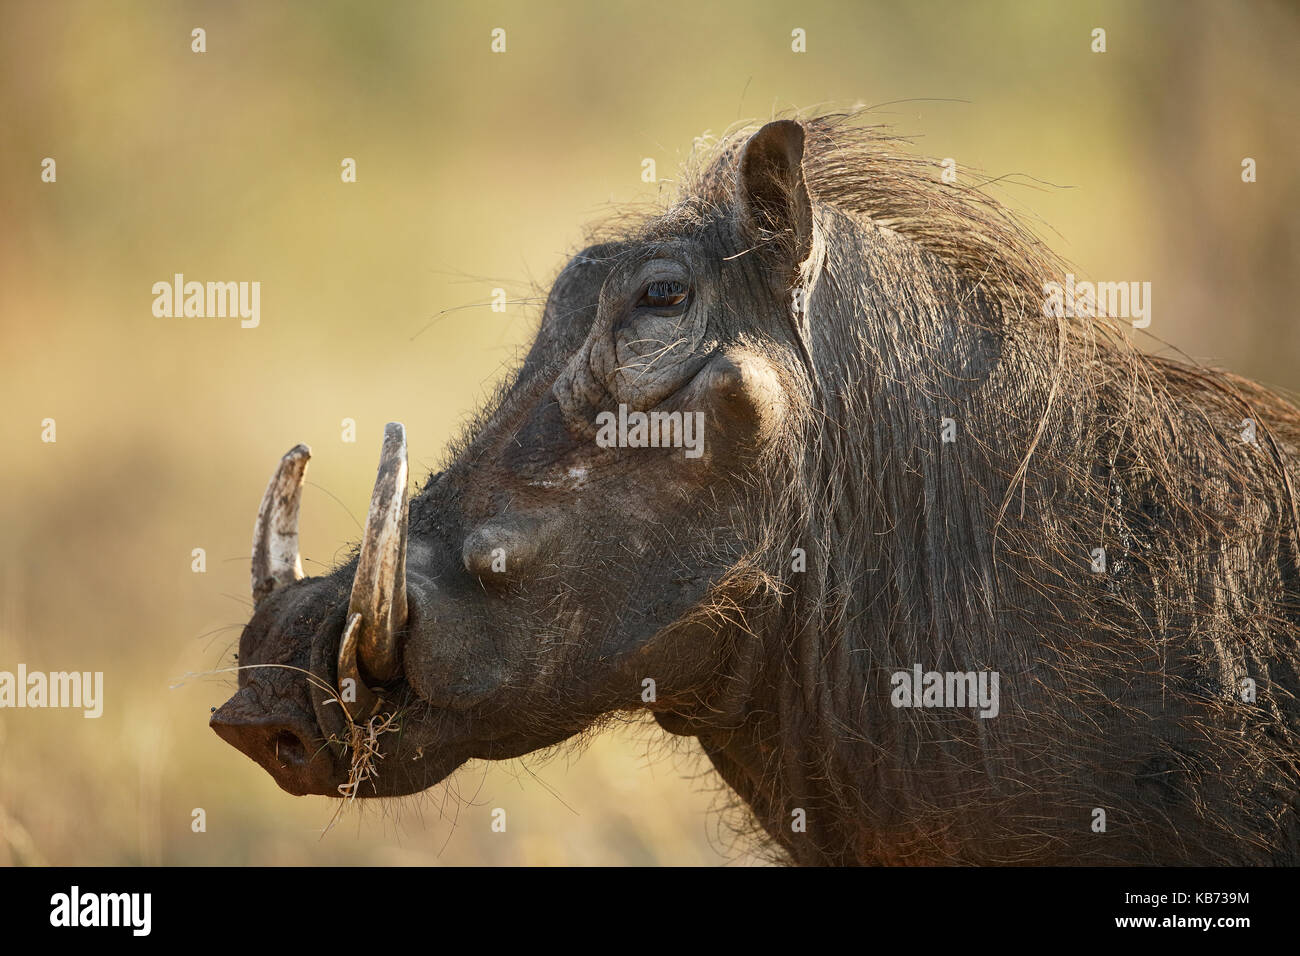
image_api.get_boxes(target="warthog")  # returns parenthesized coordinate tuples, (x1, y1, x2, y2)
(212, 114, 1300, 865)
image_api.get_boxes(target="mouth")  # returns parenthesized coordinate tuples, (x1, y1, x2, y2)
(328, 711, 471, 800)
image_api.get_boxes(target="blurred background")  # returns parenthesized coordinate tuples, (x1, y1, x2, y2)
(0, 0, 1296, 865)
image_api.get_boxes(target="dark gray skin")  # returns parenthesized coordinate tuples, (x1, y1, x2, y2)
(212, 133, 798, 799)
(214, 118, 1300, 864)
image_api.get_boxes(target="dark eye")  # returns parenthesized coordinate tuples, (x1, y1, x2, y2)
(638, 279, 688, 309)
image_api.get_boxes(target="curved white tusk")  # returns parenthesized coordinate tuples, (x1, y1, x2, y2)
(251, 444, 311, 607)
(345, 423, 409, 683)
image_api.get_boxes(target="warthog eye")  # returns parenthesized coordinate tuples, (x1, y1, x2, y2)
(638, 279, 688, 310)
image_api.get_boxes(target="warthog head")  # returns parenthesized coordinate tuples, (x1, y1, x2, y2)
(212, 119, 815, 800)
(213, 114, 1300, 865)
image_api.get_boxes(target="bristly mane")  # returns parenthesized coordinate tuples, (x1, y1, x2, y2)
(640, 111, 1300, 864)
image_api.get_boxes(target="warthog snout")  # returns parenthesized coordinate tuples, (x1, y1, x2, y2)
(210, 687, 337, 797)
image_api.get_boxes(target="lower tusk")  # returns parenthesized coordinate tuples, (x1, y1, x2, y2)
(336, 612, 380, 721)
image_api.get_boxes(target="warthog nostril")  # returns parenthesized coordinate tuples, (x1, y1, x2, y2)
(271, 729, 308, 767)
(210, 692, 336, 795)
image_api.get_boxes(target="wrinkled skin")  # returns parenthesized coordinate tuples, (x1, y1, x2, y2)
(213, 122, 810, 804)
(214, 118, 1300, 865)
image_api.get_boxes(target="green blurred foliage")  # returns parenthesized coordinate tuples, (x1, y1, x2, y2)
(0, 0, 1295, 864)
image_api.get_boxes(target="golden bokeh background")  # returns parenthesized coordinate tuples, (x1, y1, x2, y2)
(1, 0, 1296, 864)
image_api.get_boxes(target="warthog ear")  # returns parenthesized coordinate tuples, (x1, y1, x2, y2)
(734, 119, 814, 269)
